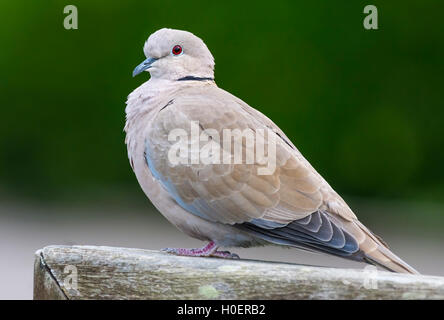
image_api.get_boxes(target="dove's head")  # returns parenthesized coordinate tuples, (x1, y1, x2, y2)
(132, 28, 215, 80)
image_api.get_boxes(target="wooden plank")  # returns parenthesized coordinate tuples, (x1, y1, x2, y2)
(33, 249, 67, 300)
(34, 245, 444, 300)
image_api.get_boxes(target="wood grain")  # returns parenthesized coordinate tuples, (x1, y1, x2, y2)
(33, 245, 444, 300)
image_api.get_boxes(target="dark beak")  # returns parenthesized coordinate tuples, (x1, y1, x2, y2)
(132, 57, 158, 77)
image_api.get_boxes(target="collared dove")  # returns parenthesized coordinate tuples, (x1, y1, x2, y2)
(125, 28, 418, 274)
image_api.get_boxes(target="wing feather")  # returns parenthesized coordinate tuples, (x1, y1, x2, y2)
(145, 85, 357, 226)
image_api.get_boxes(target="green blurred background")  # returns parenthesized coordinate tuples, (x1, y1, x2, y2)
(1, 0, 444, 204)
(0, 0, 443, 298)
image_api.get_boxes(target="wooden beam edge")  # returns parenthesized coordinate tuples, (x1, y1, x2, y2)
(34, 245, 444, 300)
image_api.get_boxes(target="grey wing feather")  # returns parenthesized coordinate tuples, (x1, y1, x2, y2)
(238, 210, 360, 257)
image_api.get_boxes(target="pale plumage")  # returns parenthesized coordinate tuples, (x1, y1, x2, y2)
(125, 28, 418, 273)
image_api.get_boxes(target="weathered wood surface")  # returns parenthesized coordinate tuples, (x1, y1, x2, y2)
(34, 245, 444, 300)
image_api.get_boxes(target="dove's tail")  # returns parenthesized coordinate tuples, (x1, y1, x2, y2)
(238, 211, 419, 274)
(354, 221, 419, 274)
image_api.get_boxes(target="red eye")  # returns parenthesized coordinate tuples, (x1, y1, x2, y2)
(172, 45, 182, 55)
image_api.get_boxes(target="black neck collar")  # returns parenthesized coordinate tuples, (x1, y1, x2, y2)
(177, 76, 214, 82)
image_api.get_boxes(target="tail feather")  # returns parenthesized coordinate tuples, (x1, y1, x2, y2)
(238, 211, 419, 274)
(354, 220, 419, 274)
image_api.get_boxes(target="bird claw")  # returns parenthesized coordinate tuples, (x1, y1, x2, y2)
(161, 247, 211, 257)
(161, 247, 178, 254)
(211, 250, 240, 259)
(161, 244, 240, 259)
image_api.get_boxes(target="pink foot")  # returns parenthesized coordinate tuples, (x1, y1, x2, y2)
(162, 241, 240, 259)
